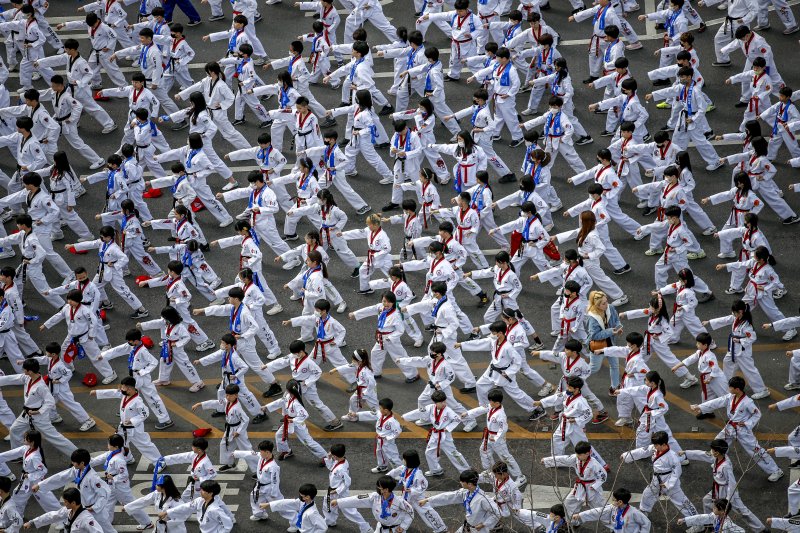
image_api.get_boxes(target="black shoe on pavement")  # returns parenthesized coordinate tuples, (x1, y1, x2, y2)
(498, 173, 516, 183)
(264, 383, 283, 398)
(252, 413, 269, 424)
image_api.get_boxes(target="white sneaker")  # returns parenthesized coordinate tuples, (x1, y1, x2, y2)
(751, 389, 770, 400)
(89, 159, 106, 170)
(210, 297, 226, 305)
(378, 177, 393, 185)
(516, 475, 527, 487)
(79, 419, 96, 432)
(462, 418, 477, 432)
(101, 124, 118, 134)
(783, 329, 798, 341)
(249, 515, 268, 521)
(51, 414, 63, 424)
(636, 200, 648, 208)
(537, 383, 555, 397)
(687, 249, 706, 260)
(705, 161, 724, 171)
(520, 108, 536, 116)
(644, 248, 663, 256)
(286, 527, 298, 533)
(189, 382, 206, 393)
(219, 217, 234, 228)
(289, 293, 302, 301)
(768, 469, 785, 482)
(266, 304, 283, 316)
(336, 301, 347, 313)
(282, 259, 302, 270)
(774, 287, 788, 299)
(341, 413, 358, 422)
(717, 251, 736, 259)
(268, 351, 282, 360)
(222, 182, 238, 191)
(784, 382, 800, 390)
(413, 338, 423, 347)
(101, 371, 118, 385)
(6, 474, 14, 482)
(425, 469, 444, 477)
(702, 226, 717, 236)
(611, 295, 629, 306)
(615, 417, 633, 427)
(196, 340, 216, 352)
(679, 375, 699, 389)
(415, 419, 432, 426)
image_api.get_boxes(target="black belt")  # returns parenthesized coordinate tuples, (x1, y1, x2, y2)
(55, 115, 70, 123)
(51, 189, 67, 194)
(137, 144, 151, 148)
(489, 364, 512, 381)
(297, 130, 313, 137)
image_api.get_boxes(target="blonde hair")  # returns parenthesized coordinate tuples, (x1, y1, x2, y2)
(366, 213, 382, 226)
(586, 290, 608, 316)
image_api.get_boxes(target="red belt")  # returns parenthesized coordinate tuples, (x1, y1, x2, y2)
(482, 428, 497, 451)
(452, 38, 473, 57)
(700, 372, 710, 401)
(281, 415, 292, 441)
(427, 427, 446, 456)
(375, 330, 392, 349)
(313, 338, 334, 363)
(560, 317, 576, 337)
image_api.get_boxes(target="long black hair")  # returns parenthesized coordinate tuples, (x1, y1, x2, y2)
(731, 300, 753, 325)
(645, 370, 667, 397)
(286, 379, 305, 407)
(188, 91, 208, 126)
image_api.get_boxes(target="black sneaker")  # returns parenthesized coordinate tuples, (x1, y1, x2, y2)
(350, 267, 360, 278)
(582, 76, 598, 84)
(170, 121, 189, 131)
(382, 202, 400, 211)
(258, 120, 273, 129)
(130, 309, 149, 319)
(320, 118, 337, 128)
(467, 332, 481, 340)
(186, 19, 202, 26)
(783, 215, 800, 225)
(339, 139, 350, 149)
(477, 291, 489, 307)
(405, 375, 421, 384)
(284, 234, 298, 241)
(659, 124, 672, 131)
(155, 420, 174, 430)
(378, 105, 394, 116)
(231, 119, 245, 126)
(252, 413, 269, 424)
(540, 1, 551, 8)
(651, 78, 671, 87)
(218, 464, 236, 472)
(278, 451, 294, 460)
(529, 407, 546, 421)
(100, 301, 114, 310)
(704, 130, 715, 140)
(265, 383, 283, 398)
(460, 386, 476, 393)
(498, 173, 516, 183)
(600, 130, 614, 137)
(575, 135, 593, 146)
(357, 288, 375, 295)
(324, 421, 344, 431)
(424, 324, 435, 331)
(208, 14, 225, 21)
(375, 142, 390, 149)
(509, 138, 524, 147)
(643, 206, 657, 216)
(443, 75, 459, 82)
(712, 61, 732, 67)
(613, 264, 631, 275)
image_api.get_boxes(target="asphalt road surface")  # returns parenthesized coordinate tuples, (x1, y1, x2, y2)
(5, 0, 800, 531)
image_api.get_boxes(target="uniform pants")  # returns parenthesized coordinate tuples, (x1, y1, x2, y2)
(789, 480, 800, 514)
(634, 417, 682, 450)
(52, 385, 91, 424)
(11, 481, 60, 516)
(639, 478, 696, 517)
(425, 432, 470, 473)
(459, 239, 490, 269)
(669, 312, 707, 343)
(343, 136, 392, 177)
(135, 376, 171, 423)
(550, 424, 587, 456)
(604, 196, 640, 236)
(512, 247, 551, 278)
(59, 336, 114, 379)
(212, 112, 250, 150)
(493, 97, 523, 141)
(10, 323, 37, 357)
(480, 438, 523, 478)
(582, 259, 624, 299)
(33, 226, 71, 276)
(323, 489, 372, 532)
(220, 429, 251, 466)
(16, 264, 63, 308)
(673, 127, 719, 166)
(447, 41, 477, 80)
(348, 390, 379, 414)
(767, 131, 800, 159)
(253, 309, 281, 357)
(371, 336, 415, 379)
(174, 302, 211, 347)
(125, 240, 162, 277)
(284, 203, 321, 236)
(254, 218, 291, 256)
(415, 14, 452, 40)
(408, 496, 447, 532)
(269, 119, 294, 154)
(0, 333, 21, 373)
(95, 271, 143, 311)
(157, 348, 202, 384)
(403, 385, 468, 420)
(112, 484, 151, 526)
(683, 197, 716, 231)
(89, 50, 127, 87)
(758, 179, 796, 219)
(325, 173, 369, 211)
(275, 422, 327, 458)
(150, 84, 180, 116)
(358, 258, 390, 291)
(644, 338, 691, 379)
(10, 412, 76, 454)
(235, 91, 271, 123)
(322, 234, 361, 269)
(702, 491, 763, 530)
(546, 140, 586, 173)
(136, 145, 167, 178)
(60, 122, 103, 165)
(477, 138, 513, 179)
(477, 375, 535, 411)
(192, 182, 232, 223)
(303, 383, 337, 423)
(596, 225, 627, 270)
(483, 294, 517, 323)
(757, 0, 797, 28)
(120, 424, 161, 463)
(563, 488, 605, 519)
(238, 343, 277, 386)
(54, 203, 93, 240)
(655, 254, 711, 292)
(163, 0, 202, 21)
(616, 386, 645, 418)
(429, 93, 461, 135)
(724, 350, 768, 393)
